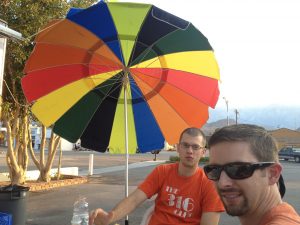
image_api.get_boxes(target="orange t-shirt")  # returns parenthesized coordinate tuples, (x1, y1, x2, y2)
(138, 163, 224, 225)
(259, 202, 300, 225)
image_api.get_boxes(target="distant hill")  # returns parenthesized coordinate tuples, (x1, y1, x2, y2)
(202, 118, 300, 136)
(207, 105, 300, 130)
(202, 119, 235, 135)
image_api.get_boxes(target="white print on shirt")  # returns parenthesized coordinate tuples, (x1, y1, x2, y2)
(166, 186, 194, 218)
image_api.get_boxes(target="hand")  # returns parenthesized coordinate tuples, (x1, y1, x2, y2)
(89, 208, 114, 225)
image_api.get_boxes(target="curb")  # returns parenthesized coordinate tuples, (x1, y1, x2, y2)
(26, 176, 88, 192)
(0, 176, 88, 192)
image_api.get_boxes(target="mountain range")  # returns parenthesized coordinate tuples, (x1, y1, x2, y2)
(205, 105, 300, 132)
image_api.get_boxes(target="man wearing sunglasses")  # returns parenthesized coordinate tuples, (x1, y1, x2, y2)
(89, 127, 224, 225)
(204, 124, 300, 225)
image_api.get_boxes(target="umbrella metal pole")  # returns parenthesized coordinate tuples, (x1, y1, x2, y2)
(124, 75, 129, 225)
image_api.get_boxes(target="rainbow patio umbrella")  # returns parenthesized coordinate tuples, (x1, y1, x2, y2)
(22, 1, 220, 153)
(22, 0, 220, 172)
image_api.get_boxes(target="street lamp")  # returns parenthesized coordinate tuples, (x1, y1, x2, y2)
(0, 19, 23, 117)
(234, 109, 239, 125)
(223, 97, 229, 126)
(0, 19, 23, 40)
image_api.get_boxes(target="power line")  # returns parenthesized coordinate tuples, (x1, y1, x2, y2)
(3, 79, 28, 107)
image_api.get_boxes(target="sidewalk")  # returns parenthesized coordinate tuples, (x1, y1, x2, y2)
(79, 160, 166, 176)
(0, 160, 167, 192)
(0, 150, 174, 183)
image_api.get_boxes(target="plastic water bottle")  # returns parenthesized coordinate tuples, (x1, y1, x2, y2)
(71, 197, 89, 225)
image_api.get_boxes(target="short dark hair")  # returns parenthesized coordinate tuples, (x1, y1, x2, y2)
(208, 124, 279, 162)
(179, 127, 206, 147)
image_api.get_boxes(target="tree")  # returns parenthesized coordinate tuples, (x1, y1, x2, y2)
(2, 105, 30, 184)
(28, 125, 61, 182)
(0, 0, 97, 184)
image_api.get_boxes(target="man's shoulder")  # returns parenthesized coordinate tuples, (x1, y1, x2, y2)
(261, 202, 300, 225)
(157, 162, 177, 169)
(155, 162, 178, 174)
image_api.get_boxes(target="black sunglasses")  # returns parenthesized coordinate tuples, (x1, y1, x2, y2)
(203, 162, 275, 181)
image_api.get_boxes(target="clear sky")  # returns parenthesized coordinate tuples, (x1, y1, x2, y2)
(122, 0, 300, 109)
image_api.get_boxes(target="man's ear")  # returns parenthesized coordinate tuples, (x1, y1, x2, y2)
(268, 163, 282, 185)
(176, 144, 179, 153)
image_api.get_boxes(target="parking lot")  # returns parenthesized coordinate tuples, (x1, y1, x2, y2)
(1, 149, 299, 225)
(25, 156, 300, 225)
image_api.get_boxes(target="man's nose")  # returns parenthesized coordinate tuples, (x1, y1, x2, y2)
(186, 146, 193, 153)
(218, 170, 233, 188)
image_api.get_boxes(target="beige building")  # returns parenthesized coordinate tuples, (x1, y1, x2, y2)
(269, 128, 300, 149)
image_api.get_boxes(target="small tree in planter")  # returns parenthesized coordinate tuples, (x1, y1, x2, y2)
(28, 125, 61, 182)
(2, 104, 30, 185)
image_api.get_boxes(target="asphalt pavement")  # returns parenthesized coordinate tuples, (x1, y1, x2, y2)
(1, 150, 300, 225)
(26, 158, 300, 225)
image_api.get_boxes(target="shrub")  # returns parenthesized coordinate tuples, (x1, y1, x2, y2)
(200, 157, 209, 163)
(169, 155, 180, 162)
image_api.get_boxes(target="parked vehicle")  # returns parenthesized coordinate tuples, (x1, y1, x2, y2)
(278, 147, 300, 163)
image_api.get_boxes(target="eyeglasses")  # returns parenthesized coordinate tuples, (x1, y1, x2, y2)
(203, 162, 275, 181)
(179, 142, 205, 151)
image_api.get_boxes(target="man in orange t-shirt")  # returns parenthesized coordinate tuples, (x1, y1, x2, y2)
(89, 127, 224, 225)
(204, 124, 300, 225)
(139, 162, 224, 224)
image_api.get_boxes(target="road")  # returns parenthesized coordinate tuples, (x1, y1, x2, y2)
(26, 158, 300, 225)
(1, 150, 299, 225)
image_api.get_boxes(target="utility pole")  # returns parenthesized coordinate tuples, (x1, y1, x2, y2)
(223, 97, 229, 126)
(234, 109, 239, 125)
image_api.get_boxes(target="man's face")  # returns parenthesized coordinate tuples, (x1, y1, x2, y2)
(177, 133, 206, 168)
(209, 141, 269, 217)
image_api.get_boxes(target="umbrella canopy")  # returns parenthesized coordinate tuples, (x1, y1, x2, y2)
(22, 1, 220, 154)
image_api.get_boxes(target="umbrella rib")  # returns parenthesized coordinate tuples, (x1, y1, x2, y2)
(150, 8, 190, 31)
(123, 24, 135, 66)
(26, 19, 64, 41)
(86, 63, 122, 78)
(102, 80, 123, 101)
(131, 42, 156, 68)
(92, 73, 123, 88)
(28, 41, 123, 72)
(26, 63, 120, 77)
(132, 66, 217, 84)
(127, 76, 166, 139)
(129, 73, 197, 128)
(127, 7, 152, 67)
(93, 73, 124, 101)
(104, 6, 126, 66)
(25, 63, 123, 94)
(127, 78, 145, 102)
(129, 25, 184, 68)
(32, 17, 124, 68)
(72, 76, 124, 142)
(129, 69, 215, 107)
